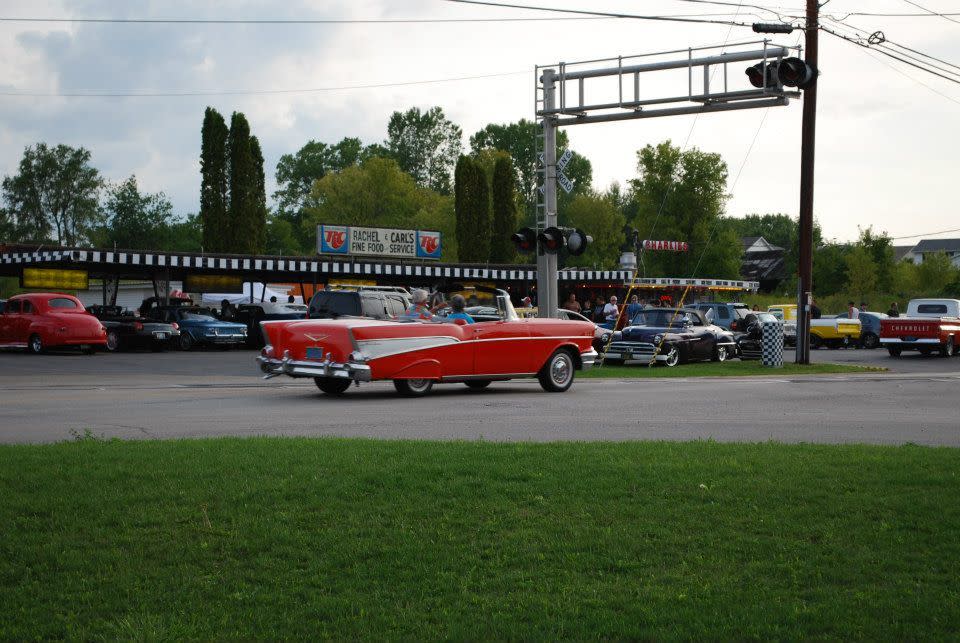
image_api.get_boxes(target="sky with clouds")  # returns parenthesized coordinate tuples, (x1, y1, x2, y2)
(1, 0, 958, 245)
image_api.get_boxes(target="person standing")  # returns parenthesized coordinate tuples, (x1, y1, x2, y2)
(602, 296, 620, 324)
(561, 292, 581, 313)
(625, 295, 642, 321)
(887, 302, 900, 317)
(847, 301, 860, 319)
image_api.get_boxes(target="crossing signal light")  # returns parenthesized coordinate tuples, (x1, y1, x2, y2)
(777, 57, 817, 89)
(746, 61, 779, 89)
(512, 227, 537, 253)
(537, 227, 565, 254)
(565, 228, 592, 256)
(746, 58, 817, 90)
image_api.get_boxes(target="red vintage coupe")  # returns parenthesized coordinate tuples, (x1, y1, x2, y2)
(0, 293, 107, 353)
(257, 288, 598, 396)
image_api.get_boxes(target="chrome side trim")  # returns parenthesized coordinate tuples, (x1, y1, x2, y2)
(879, 338, 940, 345)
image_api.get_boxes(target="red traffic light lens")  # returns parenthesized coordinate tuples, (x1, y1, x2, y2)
(746, 64, 765, 88)
(777, 57, 816, 89)
(512, 227, 537, 253)
(537, 227, 565, 254)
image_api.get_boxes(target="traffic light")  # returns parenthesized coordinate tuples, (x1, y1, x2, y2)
(777, 57, 817, 89)
(537, 227, 565, 254)
(511, 227, 537, 253)
(746, 58, 817, 90)
(566, 228, 592, 256)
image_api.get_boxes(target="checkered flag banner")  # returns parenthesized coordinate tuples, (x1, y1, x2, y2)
(761, 319, 784, 368)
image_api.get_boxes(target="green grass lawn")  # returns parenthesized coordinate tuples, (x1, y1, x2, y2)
(2, 438, 958, 639)
(583, 360, 885, 378)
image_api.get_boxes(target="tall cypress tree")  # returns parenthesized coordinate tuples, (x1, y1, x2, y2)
(200, 107, 228, 252)
(490, 155, 517, 263)
(249, 135, 267, 254)
(454, 155, 474, 261)
(472, 160, 491, 263)
(227, 112, 256, 254)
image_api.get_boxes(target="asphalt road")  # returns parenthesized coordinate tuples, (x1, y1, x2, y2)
(1, 346, 958, 445)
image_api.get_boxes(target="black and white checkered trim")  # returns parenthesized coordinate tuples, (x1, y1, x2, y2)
(0, 248, 759, 291)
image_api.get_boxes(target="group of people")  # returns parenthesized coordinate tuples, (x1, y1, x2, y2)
(562, 292, 672, 324)
(845, 301, 901, 318)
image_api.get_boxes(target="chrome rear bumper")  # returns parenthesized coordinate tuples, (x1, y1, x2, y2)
(257, 355, 372, 381)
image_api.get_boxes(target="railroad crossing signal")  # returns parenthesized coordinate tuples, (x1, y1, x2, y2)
(746, 57, 817, 90)
(513, 226, 591, 256)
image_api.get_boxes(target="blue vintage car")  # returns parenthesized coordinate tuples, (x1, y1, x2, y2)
(603, 307, 737, 366)
(141, 297, 247, 350)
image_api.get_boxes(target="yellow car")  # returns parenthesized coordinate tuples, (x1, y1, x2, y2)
(768, 303, 861, 349)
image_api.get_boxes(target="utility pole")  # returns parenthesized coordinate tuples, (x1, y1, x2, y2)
(538, 68, 559, 319)
(796, 0, 819, 364)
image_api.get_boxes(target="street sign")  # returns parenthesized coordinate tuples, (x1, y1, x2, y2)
(537, 152, 545, 167)
(557, 172, 574, 194)
(557, 148, 573, 171)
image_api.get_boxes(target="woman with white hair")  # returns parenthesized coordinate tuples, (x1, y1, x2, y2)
(401, 289, 437, 321)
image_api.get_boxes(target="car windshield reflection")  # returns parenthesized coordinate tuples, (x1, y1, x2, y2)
(630, 310, 692, 328)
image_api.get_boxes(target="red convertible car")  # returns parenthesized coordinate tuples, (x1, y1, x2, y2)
(0, 293, 107, 353)
(257, 288, 598, 396)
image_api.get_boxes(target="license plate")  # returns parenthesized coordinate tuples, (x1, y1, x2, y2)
(306, 347, 325, 359)
(153, 332, 168, 339)
(902, 336, 917, 342)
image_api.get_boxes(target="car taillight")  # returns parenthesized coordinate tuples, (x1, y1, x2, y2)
(171, 322, 179, 330)
(134, 321, 144, 331)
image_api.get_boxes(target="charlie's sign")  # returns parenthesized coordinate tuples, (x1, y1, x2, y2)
(642, 240, 689, 252)
(317, 224, 442, 260)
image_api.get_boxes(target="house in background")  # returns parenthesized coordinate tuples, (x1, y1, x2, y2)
(900, 239, 960, 267)
(740, 236, 786, 292)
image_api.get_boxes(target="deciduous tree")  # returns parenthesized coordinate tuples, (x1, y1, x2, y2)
(92, 175, 173, 250)
(384, 106, 462, 195)
(1, 143, 103, 245)
(561, 192, 625, 269)
(628, 141, 740, 278)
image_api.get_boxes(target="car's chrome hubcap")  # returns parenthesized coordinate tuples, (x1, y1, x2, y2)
(409, 379, 429, 391)
(718, 347, 726, 361)
(107, 334, 118, 350)
(551, 355, 571, 385)
(31, 338, 41, 351)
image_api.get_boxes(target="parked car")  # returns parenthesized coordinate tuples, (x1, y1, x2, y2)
(880, 298, 960, 357)
(86, 304, 180, 352)
(0, 299, 6, 313)
(556, 308, 613, 353)
(258, 287, 598, 396)
(603, 307, 737, 367)
(769, 303, 860, 349)
(308, 286, 412, 320)
(767, 304, 798, 346)
(141, 297, 247, 350)
(834, 311, 887, 349)
(231, 301, 306, 348)
(687, 302, 752, 331)
(0, 293, 107, 354)
(735, 312, 781, 360)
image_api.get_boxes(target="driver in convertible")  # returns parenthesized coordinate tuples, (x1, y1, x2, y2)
(400, 289, 438, 321)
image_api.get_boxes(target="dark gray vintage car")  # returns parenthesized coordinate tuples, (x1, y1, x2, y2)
(603, 307, 737, 366)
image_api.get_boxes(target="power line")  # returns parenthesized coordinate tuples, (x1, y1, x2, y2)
(444, 0, 756, 27)
(900, 0, 960, 25)
(823, 15, 960, 73)
(890, 227, 960, 240)
(0, 70, 529, 98)
(0, 15, 616, 24)
(820, 25, 960, 86)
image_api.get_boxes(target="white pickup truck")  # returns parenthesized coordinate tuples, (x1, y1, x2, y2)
(879, 299, 960, 357)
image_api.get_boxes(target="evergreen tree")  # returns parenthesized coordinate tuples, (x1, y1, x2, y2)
(227, 112, 257, 254)
(200, 107, 228, 252)
(454, 156, 474, 261)
(489, 155, 517, 263)
(249, 135, 267, 254)
(473, 159, 491, 263)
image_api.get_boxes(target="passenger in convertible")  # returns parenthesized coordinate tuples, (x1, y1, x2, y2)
(444, 294, 475, 324)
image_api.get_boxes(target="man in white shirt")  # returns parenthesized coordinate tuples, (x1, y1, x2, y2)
(602, 296, 620, 323)
(847, 301, 860, 319)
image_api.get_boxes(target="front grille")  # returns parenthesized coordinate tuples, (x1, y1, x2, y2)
(604, 341, 659, 361)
